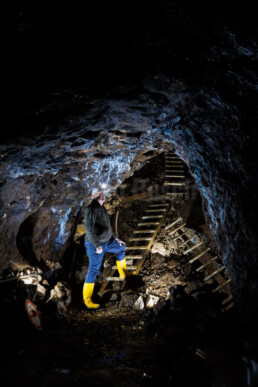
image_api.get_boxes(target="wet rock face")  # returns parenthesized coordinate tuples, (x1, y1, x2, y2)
(0, 2, 258, 321)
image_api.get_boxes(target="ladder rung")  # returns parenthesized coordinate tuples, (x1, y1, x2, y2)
(125, 255, 142, 259)
(142, 215, 163, 219)
(169, 223, 186, 235)
(126, 246, 147, 250)
(204, 266, 226, 281)
(212, 279, 231, 293)
(165, 165, 184, 168)
(178, 237, 193, 247)
(112, 266, 137, 270)
(165, 167, 184, 169)
(166, 192, 185, 196)
(165, 165, 183, 167)
(129, 237, 152, 241)
(145, 209, 166, 212)
(165, 168, 184, 173)
(166, 175, 185, 178)
(165, 159, 183, 162)
(183, 242, 205, 255)
(134, 230, 155, 233)
(138, 222, 159, 226)
(165, 172, 184, 174)
(148, 204, 169, 207)
(221, 302, 234, 313)
(164, 182, 185, 186)
(189, 248, 211, 264)
(196, 256, 218, 271)
(173, 229, 190, 241)
(165, 217, 182, 230)
(221, 295, 233, 305)
(106, 277, 125, 281)
(165, 162, 184, 165)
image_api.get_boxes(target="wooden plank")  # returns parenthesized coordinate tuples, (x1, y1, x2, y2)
(129, 237, 152, 241)
(166, 175, 185, 178)
(204, 266, 226, 281)
(133, 230, 156, 233)
(106, 277, 124, 281)
(189, 248, 211, 264)
(221, 294, 233, 305)
(183, 242, 205, 255)
(173, 229, 190, 241)
(145, 209, 166, 212)
(142, 215, 163, 219)
(125, 255, 142, 259)
(222, 302, 234, 313)
(164, 182, 185, 186)
(121, 191, 149, 204)
(126, 246, 147, 250)
(178, 237, 194, 247)
(148, 204, 169, 207)
(135, 205, 170, 275)
(196, 255, 217, 270)
(112, 266, 137, 270)
(169, 223, 187, 236)
(166, 192, 185, 196)
(212, 279, 231, 293)
(138, 222, 160, 226)
(165, 217, 182, 230)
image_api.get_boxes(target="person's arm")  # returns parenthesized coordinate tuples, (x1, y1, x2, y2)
(84, 207, 101, 249)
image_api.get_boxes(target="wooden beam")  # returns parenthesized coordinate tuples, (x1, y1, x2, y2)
(120, 192, 149, 204)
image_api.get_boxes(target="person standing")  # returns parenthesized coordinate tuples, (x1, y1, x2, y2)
(83, 190, 128, 309)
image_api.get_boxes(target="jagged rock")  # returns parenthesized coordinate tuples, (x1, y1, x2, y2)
(35, 283, 47, 299)
(110, 293, 119, 302)
(47, 281, 72, 306)
(151, 242, 170, 257)
(18, 274, 42, 285)
(133, 296, 145, 311)
(146, 295, 160, 308)
(119, 293, 136, 308)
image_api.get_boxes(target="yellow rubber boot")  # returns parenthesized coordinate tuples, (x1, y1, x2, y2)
(83, 283, 100, 309)
(116, 258, 136, 280)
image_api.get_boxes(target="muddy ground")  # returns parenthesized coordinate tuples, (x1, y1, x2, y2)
(0, 154, 250, 386)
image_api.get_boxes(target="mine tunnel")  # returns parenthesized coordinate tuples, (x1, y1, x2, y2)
(1, 1, 258, 386)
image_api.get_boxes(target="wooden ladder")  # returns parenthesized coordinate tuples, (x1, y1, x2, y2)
(99, 201, 170, 293)
(165, 217, 234, 312)
(164, 151, 186, 197)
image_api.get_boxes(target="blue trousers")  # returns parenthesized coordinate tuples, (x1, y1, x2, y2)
(85, 238, 126, 283)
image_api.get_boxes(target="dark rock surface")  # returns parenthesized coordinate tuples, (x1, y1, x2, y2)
(0, 1, 258, 325)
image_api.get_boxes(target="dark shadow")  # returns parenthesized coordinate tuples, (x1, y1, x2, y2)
(16, 211, 40, 267)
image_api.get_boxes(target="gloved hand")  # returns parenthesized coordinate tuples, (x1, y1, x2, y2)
(115, 238, 125, 246)
(96, 246, 103, 254)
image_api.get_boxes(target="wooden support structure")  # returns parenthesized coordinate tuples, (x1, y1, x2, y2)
(120, 191, 150, 204)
